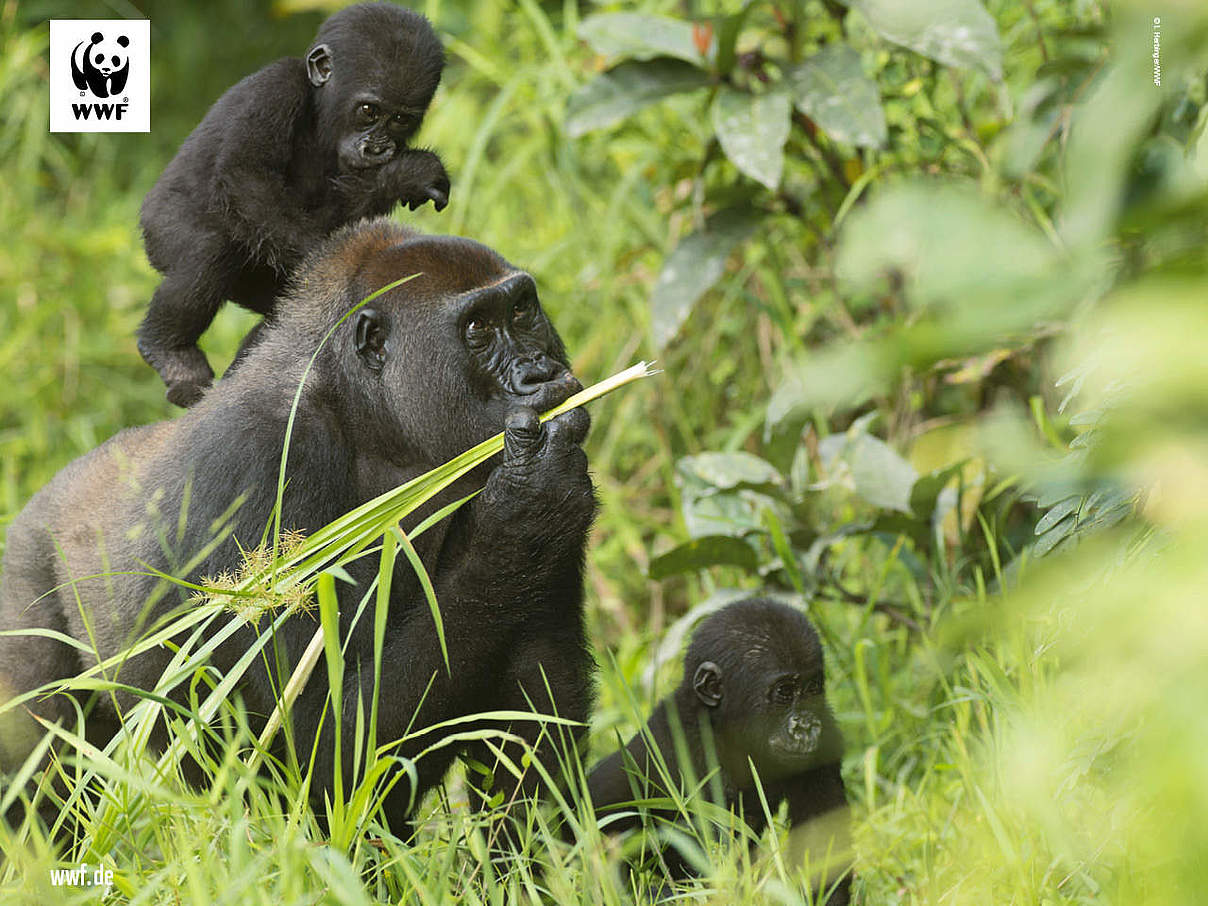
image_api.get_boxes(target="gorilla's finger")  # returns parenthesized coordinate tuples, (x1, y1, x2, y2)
(503, 407, 542, 461)
(544, 407, 590, 448)
(427, 186, 449, 211)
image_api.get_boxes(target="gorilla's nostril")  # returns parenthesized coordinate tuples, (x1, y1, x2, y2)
(515, 360, 561, 392)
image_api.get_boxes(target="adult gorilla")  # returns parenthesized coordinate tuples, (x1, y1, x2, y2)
(0, 219, 595, 837)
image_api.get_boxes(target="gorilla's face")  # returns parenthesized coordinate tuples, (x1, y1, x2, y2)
(305, 8, 444, 173)
(339, 235, 585, 468)
(689, 601, 842, 785)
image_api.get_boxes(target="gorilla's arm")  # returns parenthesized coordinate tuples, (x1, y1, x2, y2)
(587, 703, 678, 835)
(784, 762, 852, 905)
(448, 408, 595, 842)
(332, 148, 450, 220)
(302, 407, 594, 828)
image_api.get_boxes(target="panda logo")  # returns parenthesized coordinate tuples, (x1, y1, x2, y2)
(70, 31, 130, 99)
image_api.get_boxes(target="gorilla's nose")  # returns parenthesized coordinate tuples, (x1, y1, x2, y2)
(361, 142, 394, 163)
(513, 356, 562, 394)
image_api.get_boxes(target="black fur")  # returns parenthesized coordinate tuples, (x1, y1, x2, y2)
(587, 598, 851, 902)
(0, 220, 595, 839)
(138, 2, 450, 407)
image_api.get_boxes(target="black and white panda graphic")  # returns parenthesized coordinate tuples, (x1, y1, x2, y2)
(70, 31, 130, 99)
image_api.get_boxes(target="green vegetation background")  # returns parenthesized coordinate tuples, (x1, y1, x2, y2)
(2, 0, 1207, 902)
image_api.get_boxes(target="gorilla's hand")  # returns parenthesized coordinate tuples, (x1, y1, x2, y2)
(482, 406, 594, 536)
(382, 149, 450, 212)
(166, 377, 211, 409)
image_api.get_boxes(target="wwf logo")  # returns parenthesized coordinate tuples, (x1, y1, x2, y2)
(70, 31, 131, 99)
(50, 20, 149, 133)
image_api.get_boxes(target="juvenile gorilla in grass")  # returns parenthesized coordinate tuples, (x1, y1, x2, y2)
(588, 598, 851, 903)
(139, 2, 450, 408)
(0, 219, 594, 840)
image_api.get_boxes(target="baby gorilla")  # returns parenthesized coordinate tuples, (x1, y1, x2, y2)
(139, 2, 450, 407)
(588, 598, 851, 903)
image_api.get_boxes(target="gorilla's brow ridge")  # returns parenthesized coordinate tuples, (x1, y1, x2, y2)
(455, 271, 525, 297)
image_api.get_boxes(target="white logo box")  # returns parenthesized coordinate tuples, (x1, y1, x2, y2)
(50, 19, 150, 133)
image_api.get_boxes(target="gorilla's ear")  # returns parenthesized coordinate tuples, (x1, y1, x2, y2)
(306, 44, 333, 87)
(117, 36, 129, 47)
(693, 662, 723, 708)
(354, 308, 388, 370)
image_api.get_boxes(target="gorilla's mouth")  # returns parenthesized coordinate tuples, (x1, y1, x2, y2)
(355, 140, 396, 167)
(772, 712, 822, 758)
(514, 371, 582, 414)
(497, 373, 589, 447)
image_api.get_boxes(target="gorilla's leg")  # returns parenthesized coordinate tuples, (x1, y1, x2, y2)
(138, 246, 232, 407)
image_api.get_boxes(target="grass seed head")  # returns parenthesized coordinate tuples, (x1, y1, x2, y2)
(192, 531, 313, 623)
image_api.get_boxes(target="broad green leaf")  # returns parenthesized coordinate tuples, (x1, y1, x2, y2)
(650, 206, 759, 349)
(819, 430, 918, 514)
(910, 462, 965, 519)
(678, 452, 783, 491)
(787, 45, 887, 148)
(1061, 56, 1163, 245)
(868, 512, 930, 550)
(711, 87, 791, 189)
(1032, 513, 1077, 556)
(565, 59, 711, 137)
(847, 435, 918, 514)
(681, 488, 785, 539)
(765, 343, 886, 432)
(578, 13, 706, 65)
(836, 181, 1055, 312)
(649, 536, 758, 580)
(677, 453, 789, 539)
(850, 0, 1003, 80)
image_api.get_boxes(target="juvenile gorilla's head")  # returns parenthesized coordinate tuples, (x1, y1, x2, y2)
(283, 218, 584, 468)
(306, 2, 445, 171)
(684, 598, 842, 783)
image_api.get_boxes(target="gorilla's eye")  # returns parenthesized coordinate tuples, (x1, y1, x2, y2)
(390, 114, 414, 129)
(358, 103, 380, 122)
(511, 299, 535, 323)
(770, 679, 796, 706)
(465, 317, 492, 341)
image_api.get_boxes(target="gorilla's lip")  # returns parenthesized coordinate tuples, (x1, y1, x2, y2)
(354, 143, 396, 168)
(513, 372, 582, 413)
(343, 147, 393, 171)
